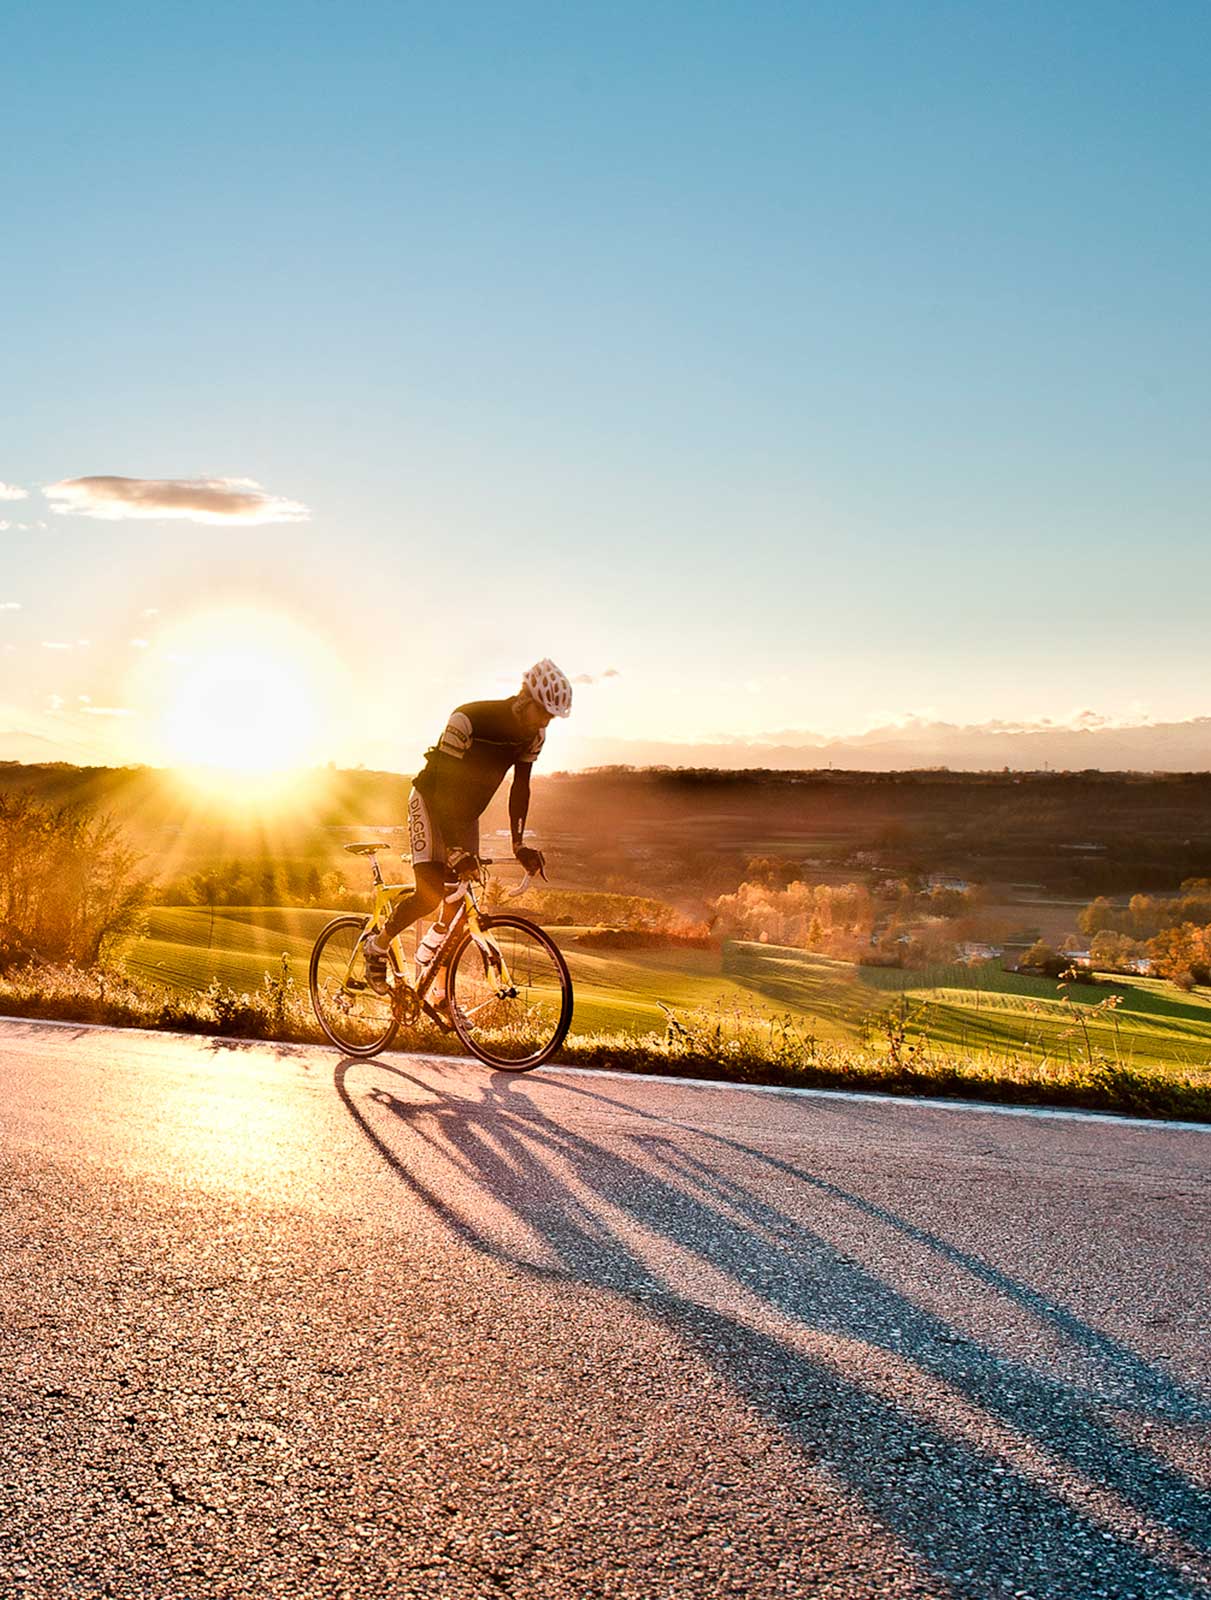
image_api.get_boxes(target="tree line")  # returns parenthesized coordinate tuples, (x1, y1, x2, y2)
(1077, 881, 1211, 987)
(710, 863, 993, 967)
(160, 860, 364, 911)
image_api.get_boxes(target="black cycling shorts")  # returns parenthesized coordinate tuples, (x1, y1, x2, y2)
(407, 787, 478, 870)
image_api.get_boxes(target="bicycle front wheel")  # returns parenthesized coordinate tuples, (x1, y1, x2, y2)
(309, 915, 400, 1059)
(446, 915, 573, 1071)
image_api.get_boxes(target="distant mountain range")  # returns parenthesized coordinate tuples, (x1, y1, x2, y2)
(562, 716, 1211, 773)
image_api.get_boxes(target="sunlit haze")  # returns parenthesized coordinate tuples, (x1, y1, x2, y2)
(3, 2, 1210, 774)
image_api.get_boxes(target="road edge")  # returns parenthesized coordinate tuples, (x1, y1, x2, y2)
(3, 1011, 1210, 1135)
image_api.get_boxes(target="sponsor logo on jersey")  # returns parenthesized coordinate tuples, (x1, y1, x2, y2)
(437, 711, 473, 759)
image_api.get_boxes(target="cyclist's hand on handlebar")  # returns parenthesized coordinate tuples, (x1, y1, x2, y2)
(447, 848, 482, 881)
(514, 845, 547, 879)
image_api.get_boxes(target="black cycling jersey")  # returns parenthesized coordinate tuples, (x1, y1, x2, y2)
(413, 699, 545, 834)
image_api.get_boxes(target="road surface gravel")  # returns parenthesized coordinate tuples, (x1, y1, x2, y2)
(1, 1016, 1209, 1598)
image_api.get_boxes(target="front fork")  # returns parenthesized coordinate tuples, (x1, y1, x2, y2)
(464, 889, 513, 993)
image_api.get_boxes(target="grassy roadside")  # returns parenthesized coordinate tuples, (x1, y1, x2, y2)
(121, 908, 1211, 1070)
(2, 958, 1210, 1124)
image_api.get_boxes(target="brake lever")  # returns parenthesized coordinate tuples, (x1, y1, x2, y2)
(508, 872, 534, 899)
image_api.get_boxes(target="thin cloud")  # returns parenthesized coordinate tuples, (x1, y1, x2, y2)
(0, 482, 28, 501)
(129, 638, 150, 649)
(0, 602, 20, 611)
(573, 673, 595, 685)
(44, 475, 310, 525)
(602, 668, 620, 678)
(80, 705, 135, 717)
(41, 641, 73, 651)
(835, 708, 1165, 743)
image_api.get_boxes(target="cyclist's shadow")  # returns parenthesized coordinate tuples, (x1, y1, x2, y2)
(334, 1058, 1211, 1599)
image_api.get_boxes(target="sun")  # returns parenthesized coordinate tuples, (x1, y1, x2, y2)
(167, 649, 310, 770)
(145, 606, 342, 799)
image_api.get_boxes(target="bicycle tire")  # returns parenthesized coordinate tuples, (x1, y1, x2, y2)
(309, 915, 400, 1059)
(446, 914, 573, 1071)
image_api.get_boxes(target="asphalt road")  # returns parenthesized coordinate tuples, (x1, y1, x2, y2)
(2, 1017, 1209, 1600)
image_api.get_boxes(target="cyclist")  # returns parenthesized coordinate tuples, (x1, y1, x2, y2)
(362, 659, 574, 996)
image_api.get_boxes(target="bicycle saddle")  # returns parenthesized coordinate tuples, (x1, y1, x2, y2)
(343, 842, 391, 856)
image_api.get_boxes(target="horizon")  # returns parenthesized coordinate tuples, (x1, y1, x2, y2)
(9, 704, 1211, 785)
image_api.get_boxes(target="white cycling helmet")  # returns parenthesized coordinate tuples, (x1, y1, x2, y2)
(522, 658, 573, 718)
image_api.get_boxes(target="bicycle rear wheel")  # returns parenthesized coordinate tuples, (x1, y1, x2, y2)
(309, 915, 400, 1058)
(446, 915, 573, 1070)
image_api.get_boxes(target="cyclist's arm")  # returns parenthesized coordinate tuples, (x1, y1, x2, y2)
(508, 762, 533, 851)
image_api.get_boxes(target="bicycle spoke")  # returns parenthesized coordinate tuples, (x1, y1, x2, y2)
(447, 916, 572, 1070)
(309, 918, 399, 1057)
(457, 996, 499, 1020)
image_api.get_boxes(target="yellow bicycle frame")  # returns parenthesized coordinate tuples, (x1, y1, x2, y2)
(340, 852, 510, 1002)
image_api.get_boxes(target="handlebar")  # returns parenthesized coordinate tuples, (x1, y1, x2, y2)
(472, 858, 539, 898)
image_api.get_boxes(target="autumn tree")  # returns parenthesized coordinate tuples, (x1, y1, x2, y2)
(1148, 923, 1211, 987)
(0, 791, 152, 966)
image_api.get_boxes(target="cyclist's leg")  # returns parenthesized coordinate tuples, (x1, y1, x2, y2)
(379, 789, 447, 941)
(379, 863, 445, 940)
(416, 819, 479, 1014)
(363, 794, 446, 994)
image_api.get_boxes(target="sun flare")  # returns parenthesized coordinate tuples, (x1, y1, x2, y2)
(142, 607, 342, 800)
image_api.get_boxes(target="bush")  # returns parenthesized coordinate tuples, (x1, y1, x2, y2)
(575, 925, 714, 951)
(1063, 963, 1099, 986)
(1020, 940, 1068, 978)
(492, 887, 688, 931)
(0, 921, 34, 973)
(0, 791, 152, 965)
(858, 949, 904, 969)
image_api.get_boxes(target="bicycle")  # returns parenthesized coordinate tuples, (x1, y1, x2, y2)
(308, 844, 573, 1070)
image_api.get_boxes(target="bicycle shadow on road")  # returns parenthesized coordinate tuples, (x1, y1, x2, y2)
(334, 1057, 1211, 1599)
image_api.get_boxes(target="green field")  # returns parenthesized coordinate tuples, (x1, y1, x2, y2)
(727, 942, 1211, 1070)
(119, 907, 775, 1034)
(119, 907, 1211, 1071)
(122, 906, 334, 994)
(553, 938, 783, 1035)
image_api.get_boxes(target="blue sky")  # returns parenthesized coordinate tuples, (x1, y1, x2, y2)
(3, 1, 1209, 769)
